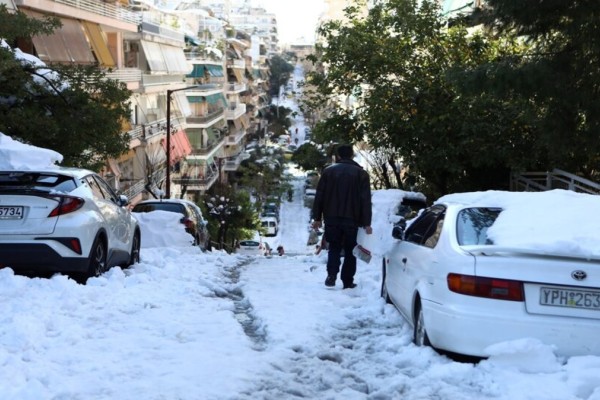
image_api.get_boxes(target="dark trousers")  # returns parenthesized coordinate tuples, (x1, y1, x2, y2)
(324, 219, 358, 286)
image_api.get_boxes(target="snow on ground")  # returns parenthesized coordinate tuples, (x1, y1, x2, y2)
(1, 63, 600, 399)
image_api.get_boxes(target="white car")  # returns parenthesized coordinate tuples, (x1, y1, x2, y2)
(381, 194, 600, 358)
(260, 216, 278, 237)
(236, 240, 269, 256)
(0, 167, 141, 282)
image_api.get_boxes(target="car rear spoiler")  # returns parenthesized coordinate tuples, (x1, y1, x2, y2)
(462, 245, 600, 262)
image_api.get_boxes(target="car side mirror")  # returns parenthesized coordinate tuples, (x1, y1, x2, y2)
(392, 218, 407, 240)
(118, 195, 129, 207)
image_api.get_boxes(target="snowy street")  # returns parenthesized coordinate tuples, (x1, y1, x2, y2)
(0, 63, 599, 400)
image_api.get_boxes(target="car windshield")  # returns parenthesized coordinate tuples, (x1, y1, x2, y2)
(0, 172, 77, 193)
(456, 207, 502, 245)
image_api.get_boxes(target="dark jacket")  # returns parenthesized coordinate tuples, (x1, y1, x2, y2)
(311, 159, 372, 227)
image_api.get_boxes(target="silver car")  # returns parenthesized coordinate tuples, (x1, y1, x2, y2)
(0, 167, 141, 282)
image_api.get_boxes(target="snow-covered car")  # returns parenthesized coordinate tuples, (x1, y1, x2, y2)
(381, 191, 600, 358)
(132, 199, 210, 251)
(0, 168, 141, 282)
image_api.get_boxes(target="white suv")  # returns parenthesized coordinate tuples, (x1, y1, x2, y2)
(0, 167, 141, 282)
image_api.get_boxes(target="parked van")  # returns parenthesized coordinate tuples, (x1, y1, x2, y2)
(260, 216, 278, 236)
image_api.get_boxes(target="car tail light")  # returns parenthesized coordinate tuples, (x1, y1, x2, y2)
(447, 273, 524, 301)
(52, 238, 83, 254)
(181, 217, 194, 230)
(48, 196, 85, 217)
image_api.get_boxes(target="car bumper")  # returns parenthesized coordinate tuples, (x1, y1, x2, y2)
(0, 242, 89, 273)
(422, 298, 600, 358)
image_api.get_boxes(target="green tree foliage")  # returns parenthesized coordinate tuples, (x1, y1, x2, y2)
(291, 142, 328, 172)
(0, 6, 132, 171)
(459, 0, 600, 179)
(268, 54, 294, 96)
(306, 0, 537, 198)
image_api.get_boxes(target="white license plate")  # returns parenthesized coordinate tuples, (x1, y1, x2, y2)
(0, 206, 24, 219)
(540, 286, 600, 311)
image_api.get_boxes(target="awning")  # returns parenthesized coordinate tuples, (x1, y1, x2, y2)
(82, 21, 115, 67)
(23, 10, 95, 64)
(189, 93, 226, 105)
(173, 91, 192, 117)
(240, 114, 250, 128)
(184, 34, 201, 46)
(233, 118, 242, 130)
(187, 64, 207, 78)
(206, 64, 224, 77)
(107, 159, 122, 177)
(162, 130, 191, 165)
(160, 44, 191, 74)
(232, 69, 244, 83)
(145, 141, 167, 165)
(140, 40, 167, 73)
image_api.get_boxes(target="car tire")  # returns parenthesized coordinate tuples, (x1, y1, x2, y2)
(380, 258, 392, 304)
(413, 300, 431, 347)
(127, 231, 141, 267)
(86, 236, 107, 281)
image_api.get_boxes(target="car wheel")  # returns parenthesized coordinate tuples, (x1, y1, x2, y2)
(380, 258, 392, 304)
(413, 300, 431, 347)
(127, 231, 141, 267)
(87, 236, 107, 279)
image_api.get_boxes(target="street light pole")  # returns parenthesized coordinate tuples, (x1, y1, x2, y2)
(165, 85, 200, 198)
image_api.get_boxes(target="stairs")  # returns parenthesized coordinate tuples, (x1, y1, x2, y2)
(510, 168, 600, 195)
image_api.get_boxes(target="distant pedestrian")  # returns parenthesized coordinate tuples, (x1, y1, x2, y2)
(311, 144, 372, 289)
(277, 245, 285, 256)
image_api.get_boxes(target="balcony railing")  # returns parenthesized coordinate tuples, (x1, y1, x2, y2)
(38, 0, 141, 24)
(225, 103, 246, 120)
(510, 169, 600, 194)
(142, 74, 187, 87)
(226, 83, 247, 93)
(226, 59, 245, 69)
(172, 169, 219, 191)
(105, 68, 142, 83)
(189, 138, 223, 156)
(121, 178, 146, 200)
(186, 108, 225, 125)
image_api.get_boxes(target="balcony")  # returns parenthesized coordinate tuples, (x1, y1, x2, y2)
(225, 103, 246, 120)
(120, 178, 146, 201)
(226, 59, 245, 69)
(105, 68, 142, 84)
(15, 0, 141, 25)
(222, 152, 244, 172)
(226, 129, 246, 146)
(172, 169, 219, 192)
(226, 83, 247, 93)
(142, 73, 188, 88)
(186, 108, 225, 127)
(189, 137, 224, 157)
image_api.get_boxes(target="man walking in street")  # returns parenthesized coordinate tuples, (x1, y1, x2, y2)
(311, 144, 372, 289)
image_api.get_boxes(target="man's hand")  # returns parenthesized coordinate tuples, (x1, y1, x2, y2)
(364, 226, 373, 234)
(312, 220, 322, 230)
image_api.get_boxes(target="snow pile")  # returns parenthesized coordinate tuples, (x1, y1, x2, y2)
(0, 132, 63, 170)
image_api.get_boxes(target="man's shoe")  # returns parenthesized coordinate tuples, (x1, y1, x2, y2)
(343, 283, 357, 289)
(325, 275, 336, 287)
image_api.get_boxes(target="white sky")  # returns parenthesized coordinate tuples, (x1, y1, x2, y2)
(2, 63, 600, 399)
(254, 0, 327, 44)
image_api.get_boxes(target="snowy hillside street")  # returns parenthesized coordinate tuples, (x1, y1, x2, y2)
(0, 63, 599, 400)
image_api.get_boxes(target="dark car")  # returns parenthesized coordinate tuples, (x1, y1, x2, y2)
(132, 199, 210, 251)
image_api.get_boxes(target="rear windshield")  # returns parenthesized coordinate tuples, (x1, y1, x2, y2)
(0, 172, 77, 193)
(133, 203, 185, 215)
(456, 207, 502, 245)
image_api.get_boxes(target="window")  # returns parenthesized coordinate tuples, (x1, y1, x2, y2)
(456, 208, 502, 245)
(404, 205, 445, 246)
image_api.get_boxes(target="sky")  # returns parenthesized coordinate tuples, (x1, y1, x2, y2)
(255, 0, 327, 44)
(2, 63, 600, 400)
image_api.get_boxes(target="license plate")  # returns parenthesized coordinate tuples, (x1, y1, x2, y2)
(540, 286, 600, 311)
(0, 206, 24, 219)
